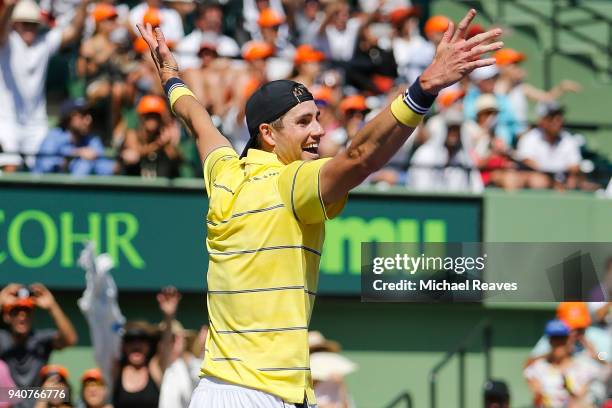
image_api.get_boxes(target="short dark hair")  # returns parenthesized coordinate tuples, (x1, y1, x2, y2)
(254, 115, 284, 150)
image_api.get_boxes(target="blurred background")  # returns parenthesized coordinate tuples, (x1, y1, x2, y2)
(0, 0, 611, 406)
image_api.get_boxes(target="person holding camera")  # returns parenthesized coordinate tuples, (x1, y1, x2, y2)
(0, 283, 78, 392)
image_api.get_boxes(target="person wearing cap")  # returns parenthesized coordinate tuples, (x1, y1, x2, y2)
(80, 368, 111, 408)
(129, 0, 184, 44)
(242, 0, 286, 40)
(408, 107, 483, 192)
(483, 379, 510, 408)
(257, 8, 294, 60)
(0, 284, 77, 394)
(312, 86, 345, 158)
(120, 95, 182, 178)
(524, 319, 599, 408)
(516, 101, 584, 190)
(36, 364, 72, 407)
(462, 93, 522, 190)
(308, 331, 356, 408)
(137, 9, 502, 406)
(464, 64, 522, 146)
(292, 45, 325, 89)
(424, 15, 450, 46)
(494, 48, 582, 130)
(174, 2, 239, 70)
(34, 99, 115, 176)
(112, 287, 180, 408)
(0, 0, 93, 172)
(391, 6, 436, 86)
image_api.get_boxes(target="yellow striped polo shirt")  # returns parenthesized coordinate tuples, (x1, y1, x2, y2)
(200, 146, 346, 404)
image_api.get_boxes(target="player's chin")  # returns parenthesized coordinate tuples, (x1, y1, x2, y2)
(301, 150, 320, 160)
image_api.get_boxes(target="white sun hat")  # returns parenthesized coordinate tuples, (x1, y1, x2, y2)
(10, 0, 42, 24)
(310, 352, 358, 381)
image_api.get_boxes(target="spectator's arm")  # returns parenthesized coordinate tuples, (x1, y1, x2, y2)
(522, 80, 582, 103)
(320, 12, 503, 204)
(0, 284, 21, 309)
(0, 0, 17, 47)
(594, 302, 611, 323)
(30, 283, 78, 349)
(156, 287, 181, 375)
(317, 2, 341, 36)
(137, 24, 232, 163)
(60, 0, 92, 48)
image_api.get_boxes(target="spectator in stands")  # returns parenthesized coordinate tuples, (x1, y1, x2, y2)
(313, 86, 345, 158)
(516, 102, 583, 190)
(158, 320, 200, 408)
(0, 284, 78, 391)
(242, 0, 286, 41)
(463, 94, 521, 190)
(390, 6, 435, 86)
(77, 3, 123, 125)
(112, 287, 179, 408)
(292, 0, 323, 45)
(525, 319, 598, 408)
(35, 99, 115, 176)
(484, 379, 510, 408)
(423, 15, 450, 48)
(314, 1, 363, 62)
(494, 48, 582, 130)
(36, 365, 72, 408)
(128, 0, 184, 43)
(174, 2, 239, 70)
(119, 95, 182, 178)
(79, 368, 111, 408)
(0, 0, 92, 172)
(0, 359, 16, 408)
(408, 108, 483, 192)
(291, 44, 325, 89)
(309, 331, 357, 408)
(257, 8, 294, 59)
(164, 0, 196, 24)
(463, 65, 521, 146)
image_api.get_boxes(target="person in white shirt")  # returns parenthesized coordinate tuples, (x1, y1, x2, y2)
(174, 2, 239, 70)
(314, 1, 363, 62)
(0, 0, 91, 171)
(390, 6, 435, 86)
(129, 0, 184, 44)
(516, 101, 582, 190)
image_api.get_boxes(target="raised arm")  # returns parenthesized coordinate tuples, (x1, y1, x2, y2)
(320, 10, 503, 204)
(30, 283, 78, 349)
(0, 0, 17, 47)
(60, 0, 92, 48)
(137, 23, 231, 162)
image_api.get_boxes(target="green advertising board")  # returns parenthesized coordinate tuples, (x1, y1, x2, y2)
(0, 178, 481, 294)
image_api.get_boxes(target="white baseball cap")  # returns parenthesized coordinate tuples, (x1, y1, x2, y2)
(469, 65, 499, 82)
(475, 94, 498, 114)
(11, 0, 42, 24)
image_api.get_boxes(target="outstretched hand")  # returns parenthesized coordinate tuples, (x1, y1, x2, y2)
(136, 23, 179, 86)
(420, 9, 503, 95)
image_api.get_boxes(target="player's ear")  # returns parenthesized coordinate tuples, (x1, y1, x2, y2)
(258, 123, 276, 150)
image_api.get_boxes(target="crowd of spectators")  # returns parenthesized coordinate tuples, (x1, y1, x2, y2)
(0, 281, 358, 407)
(0, 0, 607, 193)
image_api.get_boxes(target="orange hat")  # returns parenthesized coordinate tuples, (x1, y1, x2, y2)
(92, 3, 118, 24)
(556, 302, 591, 330)
(340, 95, 367, 114)
(143, 8, 162, 27)
(313, 86, 333, 104)
(243, 78, 262, 100)
(81, 368, 104, 384)
(137, 95, 167, 115)
(257, 8, 284, 28)
(242, 41, 274, 61)
(3, 297, 35, 313)
(389, 6, 420, 26)
(40, 365, 69, 381)
(494, 48, 526, 66)
(467, 23, 485, 39)
(294, 45, 325, 65)
(437, 89, 465, 108)
(133, 37, 148, 54)
(424, 15, 450, 36)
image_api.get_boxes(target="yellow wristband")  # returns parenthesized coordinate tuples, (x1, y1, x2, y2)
(390, 95, 424, 128)
(168, 86, 196, 114)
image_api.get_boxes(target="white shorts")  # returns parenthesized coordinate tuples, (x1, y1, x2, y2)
(188, 376, 317, 408)
(0, 120, 48, 168)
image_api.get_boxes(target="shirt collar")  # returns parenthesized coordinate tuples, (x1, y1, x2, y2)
(243, 149, 284, 166)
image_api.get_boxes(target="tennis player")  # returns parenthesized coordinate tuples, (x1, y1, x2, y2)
(138, 9, 502, 407)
